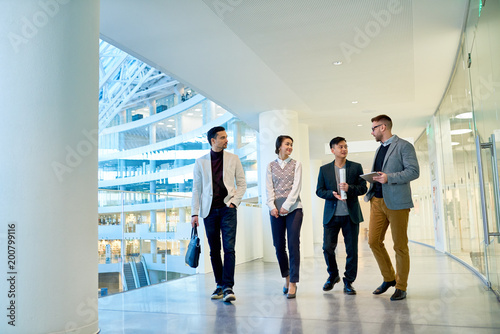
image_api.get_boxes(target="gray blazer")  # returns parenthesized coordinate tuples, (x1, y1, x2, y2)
(364, 135, 419, 210)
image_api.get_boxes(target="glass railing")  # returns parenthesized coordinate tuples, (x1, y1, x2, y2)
(98, 189, 195, 296)
(97, 115, 259, 193)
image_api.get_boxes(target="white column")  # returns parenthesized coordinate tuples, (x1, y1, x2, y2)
(259, 110, 310, 262)
(150, 240, 157, 255)
(179, 208, 187, 224)
(0, 1, 99, 333)
(310, 159, 324, 244)
(428, 116, 447, 252)
(150, 209, 157, 232)
(297, 124, 314, 258)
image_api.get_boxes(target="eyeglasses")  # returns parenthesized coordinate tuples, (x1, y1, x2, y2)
(371, 124, 383, 132)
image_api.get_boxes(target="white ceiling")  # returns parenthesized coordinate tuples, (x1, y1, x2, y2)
(100, 0, 468, 168)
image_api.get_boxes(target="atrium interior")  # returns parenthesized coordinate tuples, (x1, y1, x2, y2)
(1, 1, 500, 333)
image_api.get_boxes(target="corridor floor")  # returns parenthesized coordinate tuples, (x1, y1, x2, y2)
(98, 239, 500, 333)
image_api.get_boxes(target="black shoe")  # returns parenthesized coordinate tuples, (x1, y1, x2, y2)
(323, 276, 340, 291)
(390, 289, 407, 301)
(373, 280, 396, 295)
(211, 287, 224, 299)
(343, 281, 357, 295)
(223, 288, 236, 302)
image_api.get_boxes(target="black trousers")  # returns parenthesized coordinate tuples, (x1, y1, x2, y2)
(204, 206, 237, 289)
(270, 209, 303, 283)
(323, 215, 359, 283)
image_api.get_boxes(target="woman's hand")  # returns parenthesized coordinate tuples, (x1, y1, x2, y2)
(279, 207, 289, 215)
(271, 208, 279, 218)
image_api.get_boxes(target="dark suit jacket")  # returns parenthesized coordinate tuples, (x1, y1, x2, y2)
(316, 160, 367, 225)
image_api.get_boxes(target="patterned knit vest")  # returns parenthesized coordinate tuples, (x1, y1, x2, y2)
(270, 159, 297, 205)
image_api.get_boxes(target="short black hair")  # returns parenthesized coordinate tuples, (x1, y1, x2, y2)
(207, 126, 226, 146)
(329, 136, 346, 149)
(275, 135, 293, 154)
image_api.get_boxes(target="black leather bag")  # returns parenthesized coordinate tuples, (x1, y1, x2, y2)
(185, 226, 201, 268)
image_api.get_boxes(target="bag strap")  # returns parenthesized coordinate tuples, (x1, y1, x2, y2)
(191, 226, 198, 238)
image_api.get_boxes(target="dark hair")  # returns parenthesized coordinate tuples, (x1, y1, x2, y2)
(329, 136, 346, 149)
(207, 126, 226, 146)
(371, 114, 392, 130)
(275, 135, 293, 154)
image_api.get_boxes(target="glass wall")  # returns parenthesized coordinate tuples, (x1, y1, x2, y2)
(408, 132, 434, 246)
(432, 40, 484, 268)
(467, 0, 500, 294)
(411, 0, 500, 295)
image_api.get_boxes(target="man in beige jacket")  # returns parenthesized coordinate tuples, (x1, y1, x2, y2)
(191, 126, 246, 303)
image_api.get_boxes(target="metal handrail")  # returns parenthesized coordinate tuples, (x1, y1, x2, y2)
(98, 188, 192, 199)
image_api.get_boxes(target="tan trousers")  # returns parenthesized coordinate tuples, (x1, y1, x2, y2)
(368, 197, 410, 291)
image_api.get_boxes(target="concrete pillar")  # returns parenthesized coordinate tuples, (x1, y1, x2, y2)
(179, 208, 187, 224)
(150, 210, 157, 232)
(229, 119, 242, 157)
(0, 1, 99, 333)
(119, 159, 126, 179)
(297, 124, 314, 258)
(310, 159, 324, 244)
(150, 239, 157, 255)
(176, 112, 182, 137)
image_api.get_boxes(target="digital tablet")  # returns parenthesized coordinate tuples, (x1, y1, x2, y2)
(360, 172, 380, 183)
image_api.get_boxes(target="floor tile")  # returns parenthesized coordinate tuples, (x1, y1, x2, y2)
(99, 241, 500, 333)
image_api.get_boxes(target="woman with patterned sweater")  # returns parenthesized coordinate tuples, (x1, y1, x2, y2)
(266, 135, 303, 299)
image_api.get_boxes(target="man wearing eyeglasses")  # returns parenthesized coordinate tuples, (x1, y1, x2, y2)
(365, 114, 419, 301)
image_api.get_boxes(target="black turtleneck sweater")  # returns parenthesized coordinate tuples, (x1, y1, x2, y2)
(210, 150, 228, 209)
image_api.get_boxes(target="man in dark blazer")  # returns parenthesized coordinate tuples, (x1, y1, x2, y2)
(365, 115, 419, 301)
(316, 137, 367, 295)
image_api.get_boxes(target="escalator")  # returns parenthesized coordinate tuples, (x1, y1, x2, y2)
(123, 257, 151, 291)
(123, 262, 137, 290)
(134, 261, 150, 287)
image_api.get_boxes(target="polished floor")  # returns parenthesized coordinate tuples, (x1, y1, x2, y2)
(99, 236, 500, 333)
